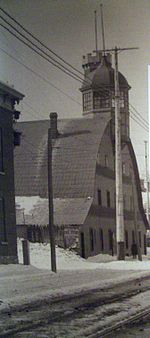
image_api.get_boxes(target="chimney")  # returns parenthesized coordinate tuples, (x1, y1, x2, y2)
(50, 112, 58, 138)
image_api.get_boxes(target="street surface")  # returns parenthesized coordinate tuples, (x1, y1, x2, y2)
(1, 275, 150, 338)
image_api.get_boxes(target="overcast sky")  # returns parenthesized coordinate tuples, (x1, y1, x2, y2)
(0, 0, 150, 177)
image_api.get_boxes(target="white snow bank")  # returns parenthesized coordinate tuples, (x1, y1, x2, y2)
(18, 240, 150, 271)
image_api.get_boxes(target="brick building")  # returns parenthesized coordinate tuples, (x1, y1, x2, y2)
(15, 52, 148, 258)
(0, 81, 24, 263)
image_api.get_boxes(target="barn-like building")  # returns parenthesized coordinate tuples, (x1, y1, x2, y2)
(15, 52, 148, 258)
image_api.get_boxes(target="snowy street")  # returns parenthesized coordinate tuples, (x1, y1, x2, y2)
(0, 241, 150, 336)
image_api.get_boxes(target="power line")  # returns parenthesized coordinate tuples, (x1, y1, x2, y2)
(130, 108, 148, 129)
(129, 103, 148, 125)
(0, 46, 82, 107)
(0, 21, 86, 85)
(130, 109, 149, 130)
(0, 6, 87, 79)
(0, 7, 109, 98)
(0, 9, 148, 132)
(130, 113, 149, 133)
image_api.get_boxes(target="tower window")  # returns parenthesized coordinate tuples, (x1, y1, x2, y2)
(111, 90, 126, 108)
(83, 91, 92, 111)
(93, 92, 110, 109)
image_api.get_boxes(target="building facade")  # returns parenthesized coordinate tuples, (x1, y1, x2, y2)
(0, 81, 24, 263)
(15, 52, 148, 258)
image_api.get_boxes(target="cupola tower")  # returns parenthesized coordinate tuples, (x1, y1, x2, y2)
(80, 51, 131, 141)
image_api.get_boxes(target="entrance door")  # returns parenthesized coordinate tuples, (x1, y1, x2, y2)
(80, 232, 85, 258)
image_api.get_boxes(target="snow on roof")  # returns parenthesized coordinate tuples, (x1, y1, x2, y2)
(16, 196, 93, 226)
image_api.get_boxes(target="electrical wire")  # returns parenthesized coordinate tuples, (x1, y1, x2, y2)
(0, 6, 87, 79)
(0, 21, 86, 84)
(129, 103, 148, 126)
(0, 9, 148, 133)
(0, 7, 109, 97)
(0, 46, 82, 107)
(130, 110, 149, 130)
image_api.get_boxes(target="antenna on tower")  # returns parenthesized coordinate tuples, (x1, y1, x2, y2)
(94, 10, 98, 53)
(100, 4, 106, 53)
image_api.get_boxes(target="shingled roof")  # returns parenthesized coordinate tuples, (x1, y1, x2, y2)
(14, 116, 110, 199)
(16, 197, 93, 226)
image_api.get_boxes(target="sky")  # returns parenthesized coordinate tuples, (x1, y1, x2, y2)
(0, 0, 150, 178)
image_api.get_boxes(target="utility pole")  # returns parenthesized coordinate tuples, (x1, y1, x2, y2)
(144, 140, 150, 226)
(48, 128, 57, 273)
(114, 47, 125, 260)
(93, 5, 139, 260)
(100, 46, 138, 259)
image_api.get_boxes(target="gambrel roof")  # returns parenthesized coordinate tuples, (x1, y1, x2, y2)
(14, 116, 110, 199)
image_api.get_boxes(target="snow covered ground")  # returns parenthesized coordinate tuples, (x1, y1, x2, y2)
(18, 239, 150, 271)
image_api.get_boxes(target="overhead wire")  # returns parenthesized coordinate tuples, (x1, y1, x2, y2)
(0, 6, 87, 79)
(129, 108, 148, 129)
(0, 8, 149, 134)
(0, 46, 82, 107)
(0, 6, 109, 98)
(0, 21, 86, 84)
(129, 103, 148, 125)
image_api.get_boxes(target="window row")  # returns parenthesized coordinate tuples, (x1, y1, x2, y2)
(97, 189, 134, 210)
(89, 227, 144, 253)
(89, 228, 113, 253)
(83, 90, 128, 111)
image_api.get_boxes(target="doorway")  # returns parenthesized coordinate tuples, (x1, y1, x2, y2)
(80, 232, 85, 258)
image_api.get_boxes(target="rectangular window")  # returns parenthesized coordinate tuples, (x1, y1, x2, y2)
(130, 196, 133, 211)
(83, 91, 92, 111)
(104, 155, 108, 167)
(0, 128, 4, 172)
(125, 230, 128, 249)
(120, 91, 125, 108)
(122, 163, 126, 175)
(94, 92, 110, 109)
(132, 230, 135, 243)
(108, 229, 113, 251)
(107, 191, 111, 207)
(89, 228, 94, 251)
(98, 189, 102, 206)
(0, 197, 7, 242)
(99, 228, 104, 251)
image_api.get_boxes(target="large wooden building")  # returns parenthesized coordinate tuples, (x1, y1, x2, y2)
(0, 81, 24, 263)
(15, 52, 148, 258)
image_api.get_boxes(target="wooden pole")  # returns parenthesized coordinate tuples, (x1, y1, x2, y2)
(48, 128, 57, 272)
(22, 239, 30, 265)
(114, 47, 125, 260)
